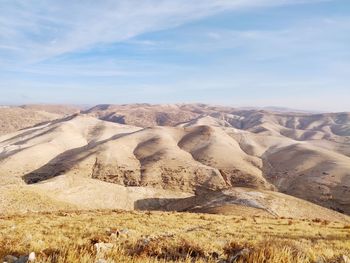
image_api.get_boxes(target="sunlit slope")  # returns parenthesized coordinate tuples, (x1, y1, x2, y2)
(0, 104, 349, 216)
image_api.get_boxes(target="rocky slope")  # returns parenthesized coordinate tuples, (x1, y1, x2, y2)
(0, 104, 349, 218)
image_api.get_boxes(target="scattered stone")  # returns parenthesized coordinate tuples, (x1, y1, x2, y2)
(28, 252, 35, 262)
(14, 256, 29, 263)
(94, 242, 114, 253)
(3, 255, 18, 263)
(3, 252, 35, 263)
(342, 255, 350, 263)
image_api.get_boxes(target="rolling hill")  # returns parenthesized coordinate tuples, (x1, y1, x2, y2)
(0, 104, 349, 219)
(0, 104, 81, 135)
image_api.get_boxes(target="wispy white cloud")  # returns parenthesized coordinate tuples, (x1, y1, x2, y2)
(0, 0, 326, 61)
(1, 0, 349, 112)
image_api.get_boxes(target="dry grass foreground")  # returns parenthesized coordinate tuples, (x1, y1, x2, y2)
(0, 210, 349, 263)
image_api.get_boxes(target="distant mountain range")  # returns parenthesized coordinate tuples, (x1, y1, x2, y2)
(0, 103, 349, 221)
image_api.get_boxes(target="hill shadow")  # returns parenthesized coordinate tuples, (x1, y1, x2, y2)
(133, 197, 181, 211)
(1, 114, 79, 145)
(22, 130, 139, 184)
(134, 189, 234, 212)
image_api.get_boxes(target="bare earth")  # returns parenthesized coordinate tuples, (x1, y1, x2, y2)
(0, 103, 349, 220)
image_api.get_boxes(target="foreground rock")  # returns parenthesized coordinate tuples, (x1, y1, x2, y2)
(3, 252, 35, 263)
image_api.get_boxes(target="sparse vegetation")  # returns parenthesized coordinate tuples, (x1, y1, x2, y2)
(1, 210, 349, 263)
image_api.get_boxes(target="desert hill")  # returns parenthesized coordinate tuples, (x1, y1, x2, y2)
(19, 104, 82, 115)
(84, 104, 200, 127)
(0, 115, 270, 191)
(86, 103, 350, 144)
(83, 104, 350, 213)
(0, 106, 60, 135)
(0, 104, 349, 219)
(0, 104, 81, 135)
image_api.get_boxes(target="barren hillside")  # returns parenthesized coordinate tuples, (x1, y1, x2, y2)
(0, 104, 81, 135)
(0, 104, 349, 218)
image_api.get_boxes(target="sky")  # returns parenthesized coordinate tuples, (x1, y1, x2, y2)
(0, 0, 349, 112)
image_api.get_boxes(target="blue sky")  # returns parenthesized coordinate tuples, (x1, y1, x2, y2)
(0, 0, 349, 111)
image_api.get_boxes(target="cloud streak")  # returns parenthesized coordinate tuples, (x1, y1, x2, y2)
(0, 0, 326, 61)
(0, 0, 349, 112)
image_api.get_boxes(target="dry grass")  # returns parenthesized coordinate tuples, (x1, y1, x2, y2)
(0, 210, 349, 263)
